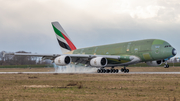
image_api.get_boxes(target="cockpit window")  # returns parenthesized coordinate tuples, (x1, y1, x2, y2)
(164, 45, 172, 48)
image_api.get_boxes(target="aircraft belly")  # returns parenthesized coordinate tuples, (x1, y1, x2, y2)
(107, 56, 141, 67)
(107, 58, 130, 64)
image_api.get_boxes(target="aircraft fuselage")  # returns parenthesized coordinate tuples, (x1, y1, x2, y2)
(69, 39, 176, 66)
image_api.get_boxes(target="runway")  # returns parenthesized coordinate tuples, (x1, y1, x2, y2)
(126, 72, 180, 74)
(0, 72, 180, 74)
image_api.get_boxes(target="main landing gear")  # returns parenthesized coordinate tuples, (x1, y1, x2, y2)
(97, 66, 130, 73)
(120, 66, 129, 73)
(97, 67, 119, 73)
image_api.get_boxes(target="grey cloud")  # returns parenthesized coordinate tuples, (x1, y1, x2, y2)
(0, 0, 179, 56)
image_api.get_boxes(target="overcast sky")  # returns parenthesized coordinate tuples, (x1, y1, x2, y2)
(0, 0, 180, 56)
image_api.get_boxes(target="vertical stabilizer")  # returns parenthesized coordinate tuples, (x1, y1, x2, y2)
(51, 21, 76, 54)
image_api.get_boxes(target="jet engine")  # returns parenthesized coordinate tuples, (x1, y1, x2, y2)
(146, 60, 162, 66)
(54, 55, 71, 66)
(90, 57, 107, 67)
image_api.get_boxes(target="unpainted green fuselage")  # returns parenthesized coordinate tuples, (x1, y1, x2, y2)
(71, 39, 175, 65)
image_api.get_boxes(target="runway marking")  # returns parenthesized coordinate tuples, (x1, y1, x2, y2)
(0, 72, 180, 74)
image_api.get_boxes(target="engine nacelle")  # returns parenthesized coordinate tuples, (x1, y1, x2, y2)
(146, 60, 162, 66)
(90, 57, 107, 67)
(54, 55, 71, 66)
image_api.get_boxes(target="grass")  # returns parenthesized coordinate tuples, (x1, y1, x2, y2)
(0, 73, 180, 100)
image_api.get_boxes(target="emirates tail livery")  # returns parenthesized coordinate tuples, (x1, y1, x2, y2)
(5, 21, 177, 73)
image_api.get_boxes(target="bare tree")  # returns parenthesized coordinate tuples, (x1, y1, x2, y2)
(0, 51, 3, 65)
(13, 51, 36, 65)
(0, 51, 52, 65)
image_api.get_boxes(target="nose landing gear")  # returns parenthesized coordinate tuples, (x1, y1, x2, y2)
(164, 64, 169, 68)
(164, 61, 169, 68)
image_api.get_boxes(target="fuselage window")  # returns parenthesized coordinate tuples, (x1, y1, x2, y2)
(164, 45, 172, 48)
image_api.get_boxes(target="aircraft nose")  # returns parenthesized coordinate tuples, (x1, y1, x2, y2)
(172, 48, 177, 56)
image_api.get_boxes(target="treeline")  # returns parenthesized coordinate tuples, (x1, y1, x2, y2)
(0, 51, 51, 65)
(0, 64, 53, 68)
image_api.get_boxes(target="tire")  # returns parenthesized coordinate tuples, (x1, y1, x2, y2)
(106, 69, 108, 73)
(97, 69, 100, 73)
(124, 69, 127, 73)
(103, 69, 106, 73)
(110, 69, 113, 73)
(100, 69, 103, 73)
(164, 65, 167, 68)
(116, 69, 119, 73)
(164, 64, 169, 68)
(113, 69, 116, 73)
(121, 68, 124, 72)
(107, 69, 110, 73)
(126, 69, 129, 73)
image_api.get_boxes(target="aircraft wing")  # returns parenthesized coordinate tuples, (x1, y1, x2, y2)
(3, 52, 59, 60)
(4, 52, 141, 67)
(68, 54, 141, 67)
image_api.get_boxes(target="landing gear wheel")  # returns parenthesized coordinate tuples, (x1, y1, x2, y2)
(164, 65, 167, 68)
(100, 69, 103, 73)
(97, 69, 100, 73)
(106, 69, 109, 73)
(110, 69, 113, 73)
(126, 69, 129, 73)
(103, 69, 106, 73)
(164, 64, 170, 68)
(113, 69, 116, 73)
(115, 69, 119, 73)
(124, 69, 127, 73)
(121, 68, 124, 72)
(123, 69, 129, 73)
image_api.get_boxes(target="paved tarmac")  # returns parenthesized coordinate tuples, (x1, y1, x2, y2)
(0, 72, 180, 74)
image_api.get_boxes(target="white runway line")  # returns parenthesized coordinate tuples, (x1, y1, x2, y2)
(0, 72, 180, 74)
(128, 72, 180, 74)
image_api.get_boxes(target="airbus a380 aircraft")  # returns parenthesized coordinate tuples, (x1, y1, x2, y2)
(7, 21, 177, 73)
